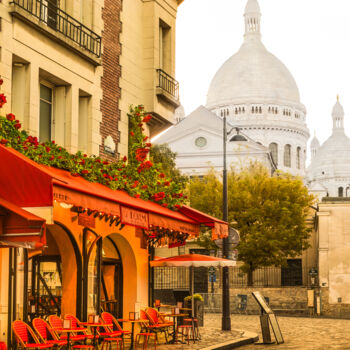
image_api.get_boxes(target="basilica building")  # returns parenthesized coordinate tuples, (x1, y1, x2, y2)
(307, 98, 350, 198)
(156, 0, 310, 176)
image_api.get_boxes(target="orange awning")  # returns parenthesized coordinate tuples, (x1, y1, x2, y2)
(0, 197, 46, 249)
(179, 205, 228, 240)
(0, 145, 199, 237)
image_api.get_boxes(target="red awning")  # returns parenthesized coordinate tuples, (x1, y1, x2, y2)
(179, 205, 229, 240)
(0, 145, 199, 236)
(0, 197, 46, 249)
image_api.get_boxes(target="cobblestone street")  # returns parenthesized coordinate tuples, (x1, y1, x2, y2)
(155, 314, 350, 350)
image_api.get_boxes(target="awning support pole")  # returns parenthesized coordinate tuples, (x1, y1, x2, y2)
(7, 248, 13, 350)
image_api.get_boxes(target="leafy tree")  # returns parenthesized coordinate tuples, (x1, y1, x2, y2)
(188, 163, 315, 284)
(150, 143, 188, 186)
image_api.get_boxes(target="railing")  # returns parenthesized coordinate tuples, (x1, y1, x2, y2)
(10, 0, 101, 57)
(153, 265, 314, 290)
(157, 69, 179, 100)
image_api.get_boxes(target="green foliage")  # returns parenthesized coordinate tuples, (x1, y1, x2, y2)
(188, 163, 315, 273)
(184, 293, 203, 301)
(150, 143, 189, 186)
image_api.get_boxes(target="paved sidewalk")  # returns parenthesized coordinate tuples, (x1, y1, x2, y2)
(155, 314, 258, 350)
(154, 313, 350, 350)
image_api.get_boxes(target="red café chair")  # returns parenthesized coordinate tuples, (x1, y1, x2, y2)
(32, 318, 67, 349)
(64, 314, 99, 343)
(12, 320, 53, 350)
(101, 312, 132, 341)
(133, 311, 157, 350)
(144, 308, 172, 343)
(48, 315, 86, 343)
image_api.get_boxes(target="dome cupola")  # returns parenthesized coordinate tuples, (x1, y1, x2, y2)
(332, 96, 345, 134)
(244, 0, 261, 38)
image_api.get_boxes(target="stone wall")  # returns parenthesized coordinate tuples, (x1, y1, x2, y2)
(320, 288, 350, 319)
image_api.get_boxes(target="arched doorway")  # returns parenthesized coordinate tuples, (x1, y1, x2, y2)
(101, 237, 123, 318)
(28, 223, 82, 320)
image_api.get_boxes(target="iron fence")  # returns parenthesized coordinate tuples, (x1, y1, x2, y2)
(10, 0, 101, 57)
(157, 69, 179, 100)
(154, 265, 315, 290)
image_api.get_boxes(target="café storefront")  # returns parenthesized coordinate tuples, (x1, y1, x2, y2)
(0, 145, 228, 346)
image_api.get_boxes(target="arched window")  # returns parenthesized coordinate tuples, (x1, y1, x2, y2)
(252, 106, 254, 113)
(284, 144, 291, 167)
(255, 106, 258, 113)
(296, 147, 301, 169)
(269, 143, 278, 165)
(235, 108, 238, 114)
(339, 187, 344, 197)
(242, 107, 245, 113)
(268, 107, 271, 113)
(259, 107, 262, 113)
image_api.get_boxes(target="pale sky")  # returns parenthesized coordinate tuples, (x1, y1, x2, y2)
(175, 0, 350, 153)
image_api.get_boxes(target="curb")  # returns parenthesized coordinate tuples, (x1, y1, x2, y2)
(200, 330, 259, 350)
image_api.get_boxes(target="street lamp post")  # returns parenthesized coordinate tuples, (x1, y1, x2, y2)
(221, 108, 231, 331)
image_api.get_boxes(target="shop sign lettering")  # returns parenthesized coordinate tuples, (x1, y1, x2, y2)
(121, 206, 149, 229)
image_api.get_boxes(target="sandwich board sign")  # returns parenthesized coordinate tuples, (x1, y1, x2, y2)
(252, 291, 284, 345)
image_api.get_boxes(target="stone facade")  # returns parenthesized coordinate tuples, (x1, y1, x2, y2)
(1, 0, 104, 156)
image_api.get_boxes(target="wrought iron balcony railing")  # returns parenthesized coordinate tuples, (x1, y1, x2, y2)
(10, 0, 101, 58)
(157, 69, 179, 101)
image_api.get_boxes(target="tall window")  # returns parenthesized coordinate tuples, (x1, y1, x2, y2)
(41, 0, 58, 29)
(39, 84, 53, 143)
(269, 143, 278, 165)
(339, 187, 344, 197)
(159, 20, 171, 73)
(296, 147, 301, 169)
(284, 144, 291, 167)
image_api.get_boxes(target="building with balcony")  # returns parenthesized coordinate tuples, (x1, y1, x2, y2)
(1, 0, 104, 156)
(118, 0, 181, 156)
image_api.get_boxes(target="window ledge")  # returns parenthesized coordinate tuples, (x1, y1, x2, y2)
(156, 87, 180, 108)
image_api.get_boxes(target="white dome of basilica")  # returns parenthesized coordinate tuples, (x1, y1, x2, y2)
(205, 0, 309, 176)
(206, 38, 301, 109)
(307, 98, 350, 197)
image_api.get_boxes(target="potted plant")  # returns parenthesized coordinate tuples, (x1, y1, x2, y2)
(184, 293, 204, 326)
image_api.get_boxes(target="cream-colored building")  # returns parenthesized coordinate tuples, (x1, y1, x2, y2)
(0, 0, 103, 155)
(119, 0, 182, 155)
(317, 198, 350, 317)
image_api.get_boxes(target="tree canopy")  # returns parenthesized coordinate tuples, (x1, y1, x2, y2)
(188, 163, 315, 280)
(150, 143, 188, 186)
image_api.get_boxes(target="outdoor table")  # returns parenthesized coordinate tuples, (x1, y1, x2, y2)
(79, 322, 113, 349)
(119, 319, 149, 350)
(53, 327, 87, 350)
(161, 313, 188, 344)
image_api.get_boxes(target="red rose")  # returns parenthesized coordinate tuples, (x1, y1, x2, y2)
(159, 173, 165, 178)
(0, 139, 8, 145)
(49, 155, 55, 161)
(163, 181, 170, 187)
(0, 93, 6, 108)
(143, 136, 148, 141)
(103, 173, 109, 178)
(71, 173, 79, 177)
(14, 123, 21, 130)
(146, 143, 152, 147)
(46, 147, 51, 152)
(122, 156, 127, 162)
(142, 115, 152, 123)
(130, 131, 135, 137)
(162, 203, 168, 207)
(83, 154, 87, 157)
(79, 159, 86, 165)
(0, 78, 3, 85)
(58, 156, 63, 160)
(51, 140, 55, 144)
(134, 194, 141, 198)
(95, 159, 101, 163)
(141, 185, 148, 189)
(6, 113, 15, 121)
(153, 192, 165, 202)
(81, 170, 89, 175)
(175, 204, 181, 209)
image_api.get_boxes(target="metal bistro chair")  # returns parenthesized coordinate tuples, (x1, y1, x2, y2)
(12, 320, 53, 350)
(145, 308, 172, 344)
(48, 315, 86, 343)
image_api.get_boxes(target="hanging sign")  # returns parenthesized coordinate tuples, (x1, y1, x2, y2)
(78, 212, 95, 228)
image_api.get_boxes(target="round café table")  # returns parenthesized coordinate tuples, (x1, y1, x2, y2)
(117, 319, 149, 350)
(52, 327, 88, 350)
(79, 322, 113, 349)
(160, 313, 188, 344)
